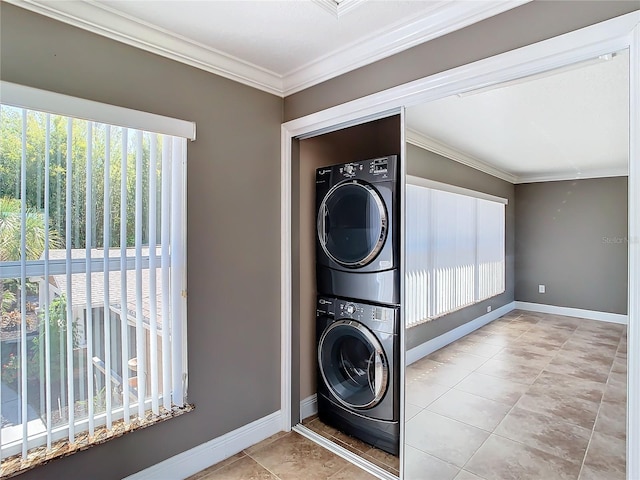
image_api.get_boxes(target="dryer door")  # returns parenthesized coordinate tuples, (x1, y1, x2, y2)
(317, 180, 387, 268)
(318, 320, 389, 410)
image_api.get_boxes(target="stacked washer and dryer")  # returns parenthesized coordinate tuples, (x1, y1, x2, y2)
(315, 155, 400, 456)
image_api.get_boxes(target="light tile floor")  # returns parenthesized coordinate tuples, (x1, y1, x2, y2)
(405, 310, 627, 480)
(190, 311, 627, 480)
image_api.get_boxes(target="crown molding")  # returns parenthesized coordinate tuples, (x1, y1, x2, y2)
(6, 0, 530, 98)
(407, 128, 629, 184)
(6, 0, 285, 96)
(283, 1, 531, 96)
(406, 128, 518, 183)
(514, 167, 629, 184)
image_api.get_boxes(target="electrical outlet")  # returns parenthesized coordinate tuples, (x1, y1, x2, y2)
(487, 306, 492, 313)
(539, 284, 546, 294)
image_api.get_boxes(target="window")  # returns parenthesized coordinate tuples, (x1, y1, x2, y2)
(0, 82, 194, 470)
(405, 176, 506, 328)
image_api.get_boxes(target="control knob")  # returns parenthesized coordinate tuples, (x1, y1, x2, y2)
(344, 164, 355, 175)
(345, 303, 356, 315)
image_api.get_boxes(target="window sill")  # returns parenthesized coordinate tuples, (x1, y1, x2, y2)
(0, 404, 195, 479)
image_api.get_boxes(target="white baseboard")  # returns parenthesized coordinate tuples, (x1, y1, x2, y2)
(124, 411, 283, 480)
(406, 301, 516, 365)
(515, 302, 628, 325)
(300, 394, 318, 421)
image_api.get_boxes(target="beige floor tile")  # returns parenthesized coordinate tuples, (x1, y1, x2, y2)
(617, 337, 628, 355)
(405, 410, 489, 467)
(515, 390, 600, 430)
(453, 371, 528, 406)
(578, 464, 624, 480)
(446, 338, 504, 358)
(405, 402, 423, 421)
(405, 378, 450, 408)
(560, 338, 618, 360)
(426, 389, 512, 432)
(608, 370, 627, 387)
(515, 330, 570, 347)
(243, 431, 290, 455)
(327, 463, 379, 480)
(361, 446, 400, 474)
(537, 315, 581, 329)
(582, 431, 626, 479)
(195, 455, 278, 480)
(186, 453, 247, 480)
(474, 332, 519, 347)
(494, 406, 592, 463)
(509, 337, 563, 356)
(406, 358, 446, 383)
(475, 357, 544, 385)
(602, 379, 627, 406)
(545, 351, 613, 383)
(491, 347, 554, 369)
(530, 371, 605, 404)
(611, 356, 627, 374)
(426, 349, 489, 371)
(248, 431, 350, 480)
(404, 445, 460, 480)
(465, 434, 582, 480)
(407, 361, 473, 388)
(594, 400, 626, 440)
(570, 330, 621, 348)
(454, 470, 486, 480)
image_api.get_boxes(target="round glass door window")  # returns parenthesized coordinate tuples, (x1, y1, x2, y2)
(317, 181, 387, 267)
(318, 320, 388, 410)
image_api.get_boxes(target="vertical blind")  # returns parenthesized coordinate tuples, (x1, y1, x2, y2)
(0, 83, 192, 463)
(405, 178, 506, 328)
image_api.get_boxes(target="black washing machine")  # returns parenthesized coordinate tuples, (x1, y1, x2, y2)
(316, 296, 400, 456)
(316, 155, 399, 305)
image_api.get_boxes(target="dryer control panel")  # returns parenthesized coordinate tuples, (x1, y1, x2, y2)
(316, 155, 397, 186)
(317, 296, 397, 334)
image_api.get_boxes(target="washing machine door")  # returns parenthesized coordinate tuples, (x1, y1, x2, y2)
(317, 180, 387, 268)
(318, 320, 389, 410)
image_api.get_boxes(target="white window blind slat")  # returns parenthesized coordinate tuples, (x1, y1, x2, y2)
(170, 139, 185, 407)
(103, 124, 113, 430)
(148, 136, 159, 416)
(20, 109, 28, 459)
(134, 131, 146, 420)
(85, 122, 95, 436)
(161, 137, 172, 412)
(44, 114, 53, 450)
(120, 128, 131, 426)
(65, 117, 75, 444)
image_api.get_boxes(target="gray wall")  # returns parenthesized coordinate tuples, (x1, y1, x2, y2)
(515, 178, 628, 314)
(1, 4, 282, 479)
(284, 1, 639, 121)
(406, 144, 515, 350)
(297, 116, 401, 404)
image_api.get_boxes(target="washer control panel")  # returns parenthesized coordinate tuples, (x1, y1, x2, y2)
(317, 296, 397, 334)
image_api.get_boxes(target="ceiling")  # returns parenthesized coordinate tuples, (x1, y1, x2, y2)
(406, 50, 630, 183)
(8, 0, 630, 183)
